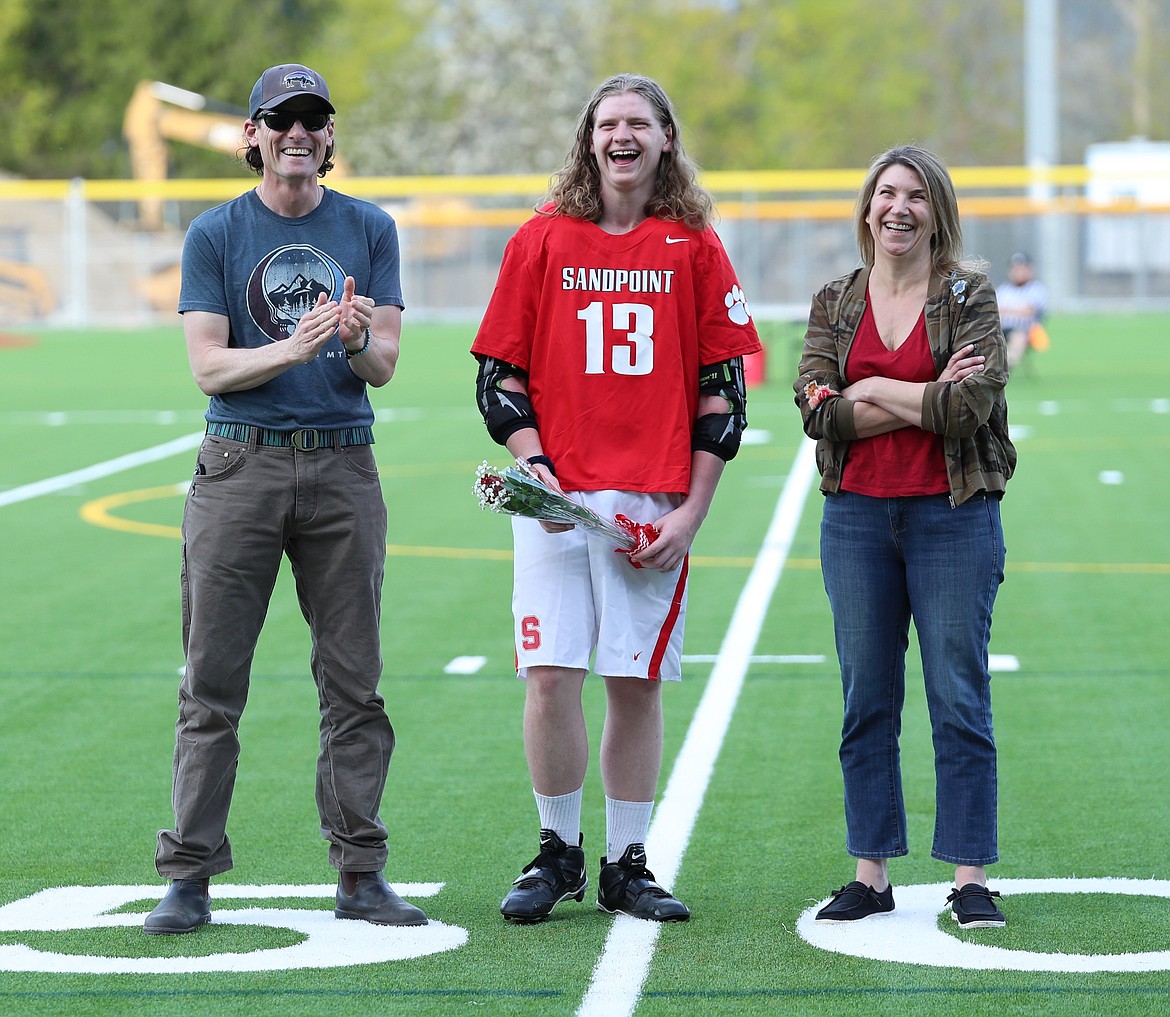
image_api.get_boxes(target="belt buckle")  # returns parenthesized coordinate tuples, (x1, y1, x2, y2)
(291, 428, 320, 451)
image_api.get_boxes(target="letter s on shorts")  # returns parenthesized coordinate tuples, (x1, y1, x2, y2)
(520, 616, 541, 651)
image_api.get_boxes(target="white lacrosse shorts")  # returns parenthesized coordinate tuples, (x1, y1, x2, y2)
(511, 490, 688, 681)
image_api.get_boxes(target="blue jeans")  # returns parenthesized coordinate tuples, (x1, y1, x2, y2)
(820, 491, 1004, 866)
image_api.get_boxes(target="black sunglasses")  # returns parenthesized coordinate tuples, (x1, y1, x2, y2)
(256, 110, 331, 132)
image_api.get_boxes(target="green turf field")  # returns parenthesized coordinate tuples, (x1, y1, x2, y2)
(0, 315, 1168, 1016)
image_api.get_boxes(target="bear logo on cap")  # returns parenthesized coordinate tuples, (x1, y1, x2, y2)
(282, 70, 317, 90)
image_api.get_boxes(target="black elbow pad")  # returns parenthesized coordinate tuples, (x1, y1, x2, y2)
(475, 355, 537, 445)
(693, 357, 747, 460)
(693, 413, 741, 461)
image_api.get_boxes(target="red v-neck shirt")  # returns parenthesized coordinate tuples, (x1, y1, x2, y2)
(840, 299, 949, 498)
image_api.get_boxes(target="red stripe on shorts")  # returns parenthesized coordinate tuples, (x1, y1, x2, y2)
(647, 555, 689, 680)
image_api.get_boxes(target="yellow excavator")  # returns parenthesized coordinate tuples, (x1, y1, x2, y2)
(0, 258, 54, 321)
(123, 80, 250, 230)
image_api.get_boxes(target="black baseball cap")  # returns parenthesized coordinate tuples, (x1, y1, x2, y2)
(249, 64, 335, 118)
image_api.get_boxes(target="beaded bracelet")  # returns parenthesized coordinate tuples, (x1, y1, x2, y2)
(345, 327, 371, 359)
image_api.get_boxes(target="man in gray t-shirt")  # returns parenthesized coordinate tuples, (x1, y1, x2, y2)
(144, 62, 427, 935)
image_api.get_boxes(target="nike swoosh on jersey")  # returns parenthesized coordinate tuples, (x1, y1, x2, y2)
(664, 236, 690, 244)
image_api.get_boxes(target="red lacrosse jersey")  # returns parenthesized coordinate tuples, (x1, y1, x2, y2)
(472, 210, 761, 494)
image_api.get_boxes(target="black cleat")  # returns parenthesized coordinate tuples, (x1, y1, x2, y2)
(501, 829, 587, 923)
(596, 844, 690, 922)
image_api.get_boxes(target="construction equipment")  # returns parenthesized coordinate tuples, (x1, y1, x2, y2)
(123, 81, 248, 230)
(0, 259, 54, 321)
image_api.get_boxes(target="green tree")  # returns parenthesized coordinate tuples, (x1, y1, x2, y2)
(345, 0, 600, 176)
(3, 0, 1165, 182)
(593, 0, 1025, 171)
(2, 0, 338, 179)
(1063, 0, 1170, 160)
(307, 0, 433, 112)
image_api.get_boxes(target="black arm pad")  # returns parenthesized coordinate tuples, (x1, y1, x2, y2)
(475, 354, 538, 446)
(693, 357, 747, 460)
(693, 413, 741, 461)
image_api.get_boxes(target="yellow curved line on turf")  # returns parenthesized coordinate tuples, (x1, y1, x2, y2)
(78, 487, 761, 566)
(77, 487, 1170, 573)
(79, 484, 185, 539)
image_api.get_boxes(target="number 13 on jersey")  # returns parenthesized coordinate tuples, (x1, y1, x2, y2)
(579, 301, 654, 376)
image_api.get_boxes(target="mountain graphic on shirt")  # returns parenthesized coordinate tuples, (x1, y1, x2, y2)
(268, 273, 331, 320)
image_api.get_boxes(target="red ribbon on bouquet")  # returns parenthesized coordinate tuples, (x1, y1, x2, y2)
(613, 514, 661, 569)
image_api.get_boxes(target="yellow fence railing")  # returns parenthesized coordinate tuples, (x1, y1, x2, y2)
(2, 166, 1168, 325)
(2, 165, 1169, 226)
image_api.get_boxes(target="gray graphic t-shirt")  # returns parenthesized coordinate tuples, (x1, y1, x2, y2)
(179, 188, 403, 430)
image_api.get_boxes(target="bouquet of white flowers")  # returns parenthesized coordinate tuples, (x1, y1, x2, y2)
(473, 459, 660, 565)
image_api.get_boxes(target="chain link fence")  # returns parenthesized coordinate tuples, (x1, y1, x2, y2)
(2, 165, 1168, 331)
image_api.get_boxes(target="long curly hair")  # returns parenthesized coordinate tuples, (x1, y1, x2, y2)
(854, 145, 966, 275)
(544, 74, 714, 230)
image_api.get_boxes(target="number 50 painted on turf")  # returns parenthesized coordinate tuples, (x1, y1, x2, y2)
(0, 884, 466, 974)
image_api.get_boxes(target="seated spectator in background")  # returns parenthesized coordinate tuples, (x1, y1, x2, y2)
(996, 252, 1048, 370)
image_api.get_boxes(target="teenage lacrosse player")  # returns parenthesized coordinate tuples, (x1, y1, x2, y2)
(472, 74, 761, 924)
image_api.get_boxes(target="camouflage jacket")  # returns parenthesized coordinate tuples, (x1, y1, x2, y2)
(793, 265, 1016, 507)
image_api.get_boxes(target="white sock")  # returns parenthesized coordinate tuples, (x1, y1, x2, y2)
(605, 797, 654, 861)
(533, 787, 582, 846)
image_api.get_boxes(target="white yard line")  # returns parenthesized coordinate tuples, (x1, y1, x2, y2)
(0, 433, 204, 508)
(577, 438, 818, 1017)
(4, 427, 821, 1010)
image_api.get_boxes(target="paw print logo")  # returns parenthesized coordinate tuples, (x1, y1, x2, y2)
(725, 285, 751, 325)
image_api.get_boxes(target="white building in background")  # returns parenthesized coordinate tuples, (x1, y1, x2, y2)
(1085, 139, 1170, 272)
